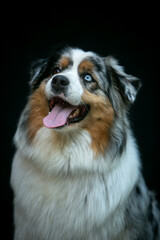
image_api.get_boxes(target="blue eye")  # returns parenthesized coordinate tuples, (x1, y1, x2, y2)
(84, 74, 93, 82)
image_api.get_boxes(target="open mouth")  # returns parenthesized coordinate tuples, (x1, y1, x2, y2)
(43, 97, 89, 129)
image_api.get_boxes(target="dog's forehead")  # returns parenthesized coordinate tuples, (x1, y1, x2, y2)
(70, 48, 95, 63)
(60, 48, 103, 70)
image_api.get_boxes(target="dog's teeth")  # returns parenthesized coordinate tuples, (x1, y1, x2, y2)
(69, 109, 80, 118)
(74, 109, 80, 116)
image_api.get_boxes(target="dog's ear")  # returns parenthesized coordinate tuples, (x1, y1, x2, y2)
(105, 56, 141, 108)
(30, 59, 48, 90)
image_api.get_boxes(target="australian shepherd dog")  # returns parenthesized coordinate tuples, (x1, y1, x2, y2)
(11, 47, 160, 239)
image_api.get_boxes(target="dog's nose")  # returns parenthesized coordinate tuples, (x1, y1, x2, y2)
(52, 75, 69, 92)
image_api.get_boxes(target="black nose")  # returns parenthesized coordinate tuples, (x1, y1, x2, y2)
(52, 75, 69, 92)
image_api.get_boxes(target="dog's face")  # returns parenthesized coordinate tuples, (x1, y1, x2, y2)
(27, 47, 141, 155)
(43, 48, 107, 128)
(43, 48, 115, 135)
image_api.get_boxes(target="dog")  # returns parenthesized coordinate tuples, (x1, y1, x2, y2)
(11, 46, 160, 240)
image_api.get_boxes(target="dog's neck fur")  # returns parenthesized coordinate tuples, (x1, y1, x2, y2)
(14, 119, 140, 201)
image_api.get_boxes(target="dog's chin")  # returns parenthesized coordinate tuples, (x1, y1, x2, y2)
(43, 96, 90, 130)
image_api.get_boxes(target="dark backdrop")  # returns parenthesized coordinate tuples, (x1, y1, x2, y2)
(2, 11, 160, 239)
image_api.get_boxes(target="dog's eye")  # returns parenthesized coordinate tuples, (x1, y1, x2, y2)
(53, 67, 61, 75)
(83, 74, 93, 82)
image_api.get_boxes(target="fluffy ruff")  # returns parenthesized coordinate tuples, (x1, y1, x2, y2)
(11, 47, 160, 240)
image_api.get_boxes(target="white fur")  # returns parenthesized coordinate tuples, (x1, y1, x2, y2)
(11, 126, 140, 240)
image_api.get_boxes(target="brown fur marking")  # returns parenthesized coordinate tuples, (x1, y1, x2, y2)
(81, 89, 114, 156)
(28, 82, 49, 140)
(59, 57, 71, 70)
(78, 60, 94, 74)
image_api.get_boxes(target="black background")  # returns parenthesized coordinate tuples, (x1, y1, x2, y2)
(2, 8, 160, 239)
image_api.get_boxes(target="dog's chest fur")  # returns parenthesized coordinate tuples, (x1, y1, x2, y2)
(12, 154, 125, 240)
(11, 128, 139, 240)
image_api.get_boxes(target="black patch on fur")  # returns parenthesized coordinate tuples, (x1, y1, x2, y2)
(84, 195, 88, 205)
(88, 56, 104, 73)
(30, 59, 48, 90)
(110, 115, 127, 157)
(30, 44, 69, 91)
(118, 129, 127, 155)
(111, 69, 128, 104)
(136, 185, 142, 196)
(106, 66, 112, 87)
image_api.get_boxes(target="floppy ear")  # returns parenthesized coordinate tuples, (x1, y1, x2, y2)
(30, 59, 48, 90)
(105, 56, 141, 107)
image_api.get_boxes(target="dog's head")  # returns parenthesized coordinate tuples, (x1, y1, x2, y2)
(27, 47, 141, 155)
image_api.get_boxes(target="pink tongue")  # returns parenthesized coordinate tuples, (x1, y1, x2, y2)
(43, 104, 76, 128)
